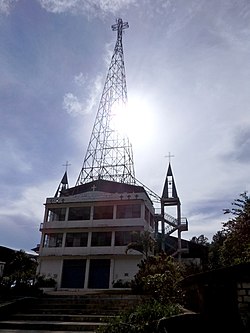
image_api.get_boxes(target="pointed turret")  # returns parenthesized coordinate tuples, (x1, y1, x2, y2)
(158, 160, 188, 261)
(162, 163, 180, 205)
(54, 171, 69, 197)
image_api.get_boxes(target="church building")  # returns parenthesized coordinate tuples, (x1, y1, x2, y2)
(38, 178, 155, 289)
(37, 18, 188, 290)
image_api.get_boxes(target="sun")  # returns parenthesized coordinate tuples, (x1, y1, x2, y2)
(111, 95, 155, 146)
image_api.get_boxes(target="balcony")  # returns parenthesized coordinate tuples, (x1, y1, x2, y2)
(39, 245, 141, 257)
(40, 218, 146, 231)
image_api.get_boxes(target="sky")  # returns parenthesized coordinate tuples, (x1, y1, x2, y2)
(1, 0, 250, 251)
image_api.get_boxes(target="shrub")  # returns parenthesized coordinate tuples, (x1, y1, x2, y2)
(112, 279, 131, 288)
(142, 273, 183, 304)
(35, 275, 57, 288)
(97, 299, 182, 333)
(131, 253, 184, 303)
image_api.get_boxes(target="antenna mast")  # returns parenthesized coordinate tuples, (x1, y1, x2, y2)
(76, 18, 135, 186)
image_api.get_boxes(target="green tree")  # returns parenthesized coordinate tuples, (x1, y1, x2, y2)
(220, 192, 250, 266)
(208, 230, 227, 269)
(125, 231, 158, 258)
(207, 192, 250, 269)
(131, 253, 184, 304)
(1, 250, 37, 288)
(190, 234, 209, 246)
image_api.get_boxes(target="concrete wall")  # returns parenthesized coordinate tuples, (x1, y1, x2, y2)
(112, 257, 141, 285)
(237, 282, 250, 330)
(182, 262, 250, 332)
(38, 258, 62, 286)
(38, 255, 142, 290)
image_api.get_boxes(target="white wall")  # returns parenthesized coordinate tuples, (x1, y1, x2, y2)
(38, 258, 62, 286)
(112, 257, 141, 284)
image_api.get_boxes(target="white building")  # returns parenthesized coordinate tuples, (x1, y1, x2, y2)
(37, 179, 155, 289)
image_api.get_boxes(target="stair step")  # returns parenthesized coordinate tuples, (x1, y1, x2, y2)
(0, 320, 106, 331)
(25, 308, 122, 315)
(31, 303, 132, 308)
(12, 313, 113, 322)
(0, 293, 142, 331)
(35, 300, 137, 305)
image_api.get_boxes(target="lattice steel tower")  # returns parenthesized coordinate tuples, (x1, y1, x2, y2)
(76, 18, 135, 186)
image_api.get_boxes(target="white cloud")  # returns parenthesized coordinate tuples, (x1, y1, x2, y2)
(84, 74, 103, 113)
(38, 0, 136, 16)
(63, 73, 103, 116)
(0, 180, 58, 250)
(1, 186, 45, 220)
(63, 93, 84, 116)
(103, 42, 113, 67)
(74, 72, 87, 87)
(0, 0, 18, 14)
(0, 139, 32, 175)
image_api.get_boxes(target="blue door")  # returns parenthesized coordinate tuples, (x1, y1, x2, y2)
(88, 259, 110, 288)
(61, 259, 86, 288)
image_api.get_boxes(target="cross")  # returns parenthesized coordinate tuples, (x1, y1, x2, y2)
(91, 184, 97, 191)
(111, 18, 129, 41)
(62, 161, 71, 172)
(165, 152, 175, 164)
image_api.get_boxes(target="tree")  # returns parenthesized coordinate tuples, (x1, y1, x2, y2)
(1, 250, 37, 288)
(220, 192, 250, 266)
(208, 192, 250, 269)
(190, 234, 209, 246)
(131, 253, 184, 304)
(208, 230, 227, 269)
(125, 231, 158, 259)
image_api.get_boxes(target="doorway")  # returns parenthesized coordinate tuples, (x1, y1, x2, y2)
(61, 259, 86, 288)
(88, 259, 110, 288)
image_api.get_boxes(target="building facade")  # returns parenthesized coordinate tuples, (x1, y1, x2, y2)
(37, 179, 155, 289)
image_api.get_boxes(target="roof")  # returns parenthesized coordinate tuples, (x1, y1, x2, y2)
(162, 163, 180, 204)
(0, 245, 38, 262)
(61, 178, 148, 197)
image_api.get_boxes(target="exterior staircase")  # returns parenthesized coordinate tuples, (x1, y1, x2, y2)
(0, 291, 143, 332)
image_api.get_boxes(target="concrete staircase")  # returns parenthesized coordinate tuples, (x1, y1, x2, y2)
(0, 291, 143, 332)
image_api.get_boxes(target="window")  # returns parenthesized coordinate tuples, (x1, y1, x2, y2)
(150, 213, 154, 228)
(43, 233, 63, 247)
(68, 207, 91, 220)
(145, 207, 154, 228)
(116, 204, 141, 219)
(91, 232, 112, 246)
(47, 208, 66, 221)
(65, 233, 88, 247)
(93, 206, 113, 219)
(115, 231, 139, 246)
(145, 207, 150, 222)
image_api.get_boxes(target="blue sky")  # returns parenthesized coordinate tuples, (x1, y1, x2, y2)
(1, 0, 250, 251)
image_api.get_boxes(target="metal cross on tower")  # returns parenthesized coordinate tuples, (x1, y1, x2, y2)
(76, 18, 135, 186)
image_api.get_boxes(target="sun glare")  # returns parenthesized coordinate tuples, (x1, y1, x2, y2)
(111, 96, 155, 146)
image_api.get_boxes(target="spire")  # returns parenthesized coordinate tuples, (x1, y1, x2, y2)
(76, 18, 135, 186)
(55, 171, 69, 197)
(162, 163, 179, 203)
